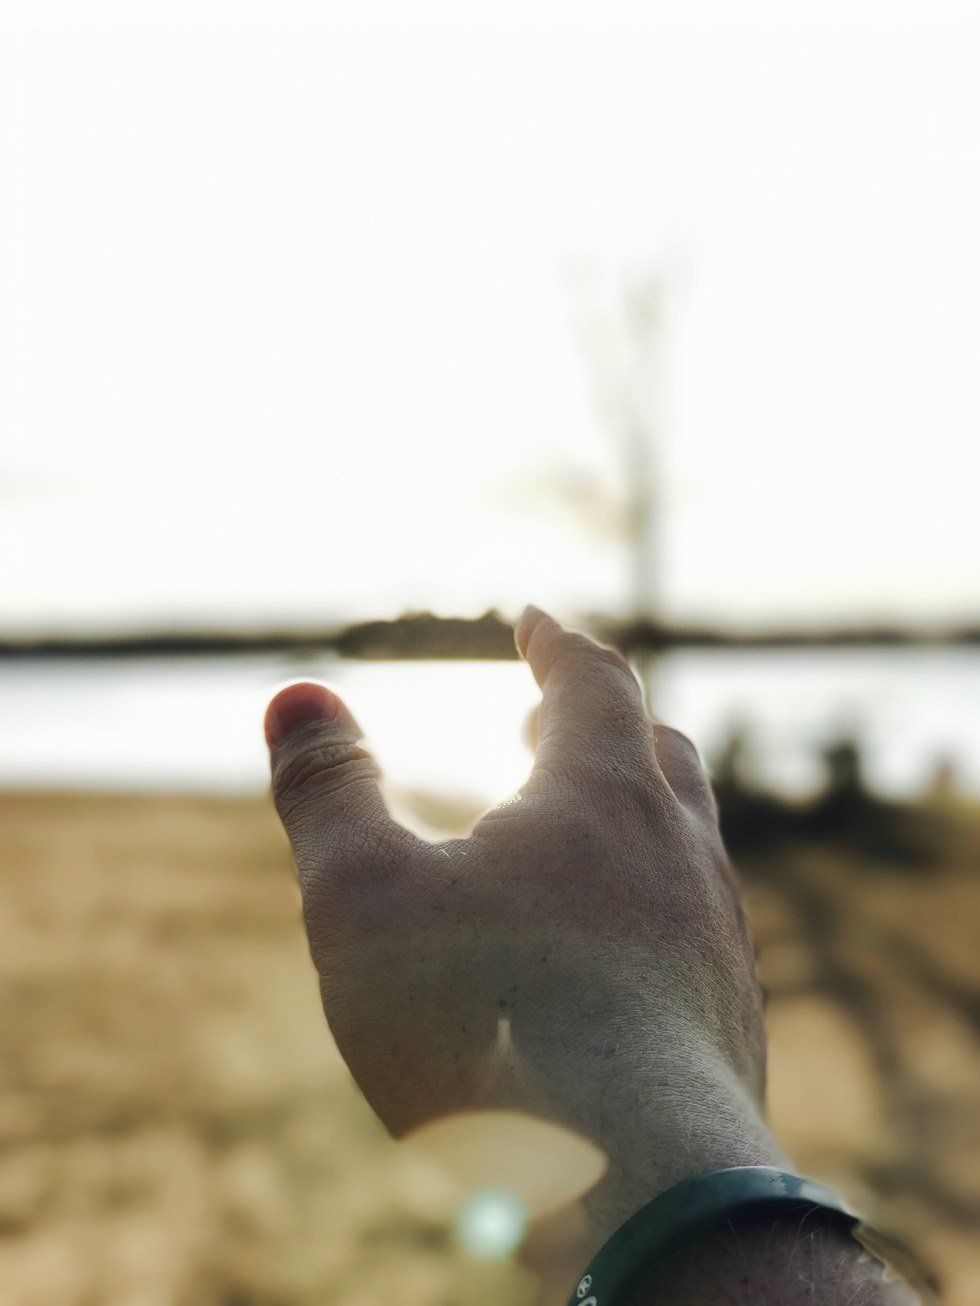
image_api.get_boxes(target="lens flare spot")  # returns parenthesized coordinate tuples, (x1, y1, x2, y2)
(453, 1188, 528, 1258)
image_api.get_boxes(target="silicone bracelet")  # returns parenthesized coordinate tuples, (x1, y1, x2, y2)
(566, 1166, 861, 1306)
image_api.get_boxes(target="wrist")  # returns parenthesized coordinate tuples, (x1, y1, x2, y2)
(518, 1065, 786, 1303)
(503, 1010, 784, 1245)
(577, 1060, 786, 1244)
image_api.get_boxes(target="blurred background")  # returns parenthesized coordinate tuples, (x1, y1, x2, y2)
(1, 2, 978, 1302)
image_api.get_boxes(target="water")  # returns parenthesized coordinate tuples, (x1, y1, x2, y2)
(0, 648, 976, 805)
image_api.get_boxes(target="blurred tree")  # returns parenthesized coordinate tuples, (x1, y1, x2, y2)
(501, 264, 677, 703)
(576, 268, 674, 702)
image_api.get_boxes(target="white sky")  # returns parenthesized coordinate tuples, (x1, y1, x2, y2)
(2, 0, 978, 633)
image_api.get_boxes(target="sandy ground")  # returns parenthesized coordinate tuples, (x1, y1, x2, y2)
(1, 791, 978, 1304)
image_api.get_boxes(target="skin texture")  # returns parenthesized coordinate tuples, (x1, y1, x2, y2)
(264, 607, 915, 1304)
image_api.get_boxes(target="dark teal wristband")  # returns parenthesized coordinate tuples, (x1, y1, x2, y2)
(566, 1166, 862, 1306)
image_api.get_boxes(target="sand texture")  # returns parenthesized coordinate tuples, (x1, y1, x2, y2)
(0, 792, 977, 1304)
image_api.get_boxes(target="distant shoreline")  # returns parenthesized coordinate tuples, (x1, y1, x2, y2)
(1, 610, 977, 660)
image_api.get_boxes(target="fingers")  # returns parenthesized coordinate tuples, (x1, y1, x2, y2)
(514, 606, 718, 818)
(514, 605, 656, 783)
(265, 681, 422, 888)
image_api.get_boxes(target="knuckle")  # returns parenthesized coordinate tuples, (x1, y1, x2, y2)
(563, 641, 639, 694)
(273, 738, 379, 819)
(654, 722, 700, 757)
(560, 631, 604, 664)
(654, 726, 709, 786)
(595, 650, 642, 701)
(595, 644, 633, 677)
(571, 749, 664, 811)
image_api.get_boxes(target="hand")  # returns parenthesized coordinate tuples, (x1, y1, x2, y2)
(264, 607, 784, 1247)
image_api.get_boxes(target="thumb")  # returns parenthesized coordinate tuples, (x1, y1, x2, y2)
(264, 681, 419, 890)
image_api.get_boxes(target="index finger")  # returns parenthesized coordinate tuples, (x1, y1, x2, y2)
(515, 606, 662, 788)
